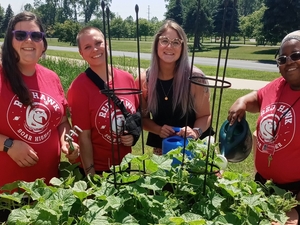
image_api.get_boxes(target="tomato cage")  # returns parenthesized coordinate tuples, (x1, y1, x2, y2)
(98, 0, 236, 194)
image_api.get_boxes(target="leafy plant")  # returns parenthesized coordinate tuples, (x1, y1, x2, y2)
(1, 139, 297, 224)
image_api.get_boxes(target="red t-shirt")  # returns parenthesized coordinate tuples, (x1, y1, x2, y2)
(256, 77, 300, 184)
(0, 64, 67, 188)
(67, 68, 139, 171)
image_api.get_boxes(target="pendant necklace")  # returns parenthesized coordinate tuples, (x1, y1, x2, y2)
(159, 80, 173, 101)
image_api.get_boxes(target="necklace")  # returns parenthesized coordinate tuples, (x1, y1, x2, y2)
(159, 79, 173, 101)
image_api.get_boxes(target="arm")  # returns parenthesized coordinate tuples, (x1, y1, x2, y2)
(176, 83, 211, 139)
(78, 130, 95, 175)
(192, 83, 211, 137)
(227, 91, 260, 125)
(0, 134, 38, 167)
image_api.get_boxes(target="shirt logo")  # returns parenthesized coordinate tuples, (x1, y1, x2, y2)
(257, 102, 295, 152)
(7, 90, 63, 144)
(96, 98, 135, 144)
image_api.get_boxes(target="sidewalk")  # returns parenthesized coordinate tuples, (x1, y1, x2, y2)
(207, 76, 270, 91)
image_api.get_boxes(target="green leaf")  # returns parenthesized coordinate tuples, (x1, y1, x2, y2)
(0, 192, 25, 203)
(7, 208, 32, 224)
(151, 154, 173, 171)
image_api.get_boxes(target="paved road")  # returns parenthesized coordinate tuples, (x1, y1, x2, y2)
(47, 45, 279, 72)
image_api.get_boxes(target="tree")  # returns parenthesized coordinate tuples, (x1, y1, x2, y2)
(78, 0, 111, 24)
(213, 0, 239, 47)
(86, 18, 103, 31)
(165, 0, 183, 25)
(123, 16, 135, 39)
(139, 18, 150, 41)
(0, 5, 5, 37)
(110, 16, 125, 40)
(238, 0, 263, 16)
(2, 4, 13, 35)
(183, 0, 211, 50)
(239, 6, 266, 45)
(262, 0, 300, 45)
(23, 3, 35, 12)
(53, 20, 82, 45)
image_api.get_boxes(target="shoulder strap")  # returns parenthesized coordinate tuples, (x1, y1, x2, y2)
(85, 67, 130, 117)
(85, 67, 106, 90)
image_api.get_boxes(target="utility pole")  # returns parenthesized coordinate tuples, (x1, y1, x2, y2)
(148, 5, 150, 21)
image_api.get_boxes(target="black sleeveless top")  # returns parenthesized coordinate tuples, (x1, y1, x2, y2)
(146, 78, 196, 148)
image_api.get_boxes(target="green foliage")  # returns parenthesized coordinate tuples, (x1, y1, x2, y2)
(1, 4, 13, 35)
(53, 20, 82, 46)
(263, 0, 300, 45)
(139, 18, 152, 41)
(1, 139, 297, 224)
(165, 0, 184, 25)
(213, 0, 240, 47)
(239, 6, 266, 45)
(183, 0, 211, 50)
(237, 0, 263, 17)
(80, 0, 101, 23)
(39, 58, 87, 91)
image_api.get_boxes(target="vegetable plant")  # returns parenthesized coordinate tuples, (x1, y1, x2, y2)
(0, 139, 298, 225)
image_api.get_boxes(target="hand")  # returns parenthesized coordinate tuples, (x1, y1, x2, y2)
(227, 99, 247, 125)
(62, 142, 80, 163)
(121, 132, 134, 146)
(177, 126, 198, 139)
(7, 140, 39, 167)
(159, 125, 176, 138)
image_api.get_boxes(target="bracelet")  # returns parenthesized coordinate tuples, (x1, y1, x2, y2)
(85, 164, 94, 173)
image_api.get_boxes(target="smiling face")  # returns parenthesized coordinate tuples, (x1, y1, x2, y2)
(278, 39, 300, 90)
(12, 20, 45, 68)
(157, 28, 182, 66)
(78, 29, 106, 67)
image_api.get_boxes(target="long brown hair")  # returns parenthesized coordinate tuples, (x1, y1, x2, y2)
(147, 20, 203, 117)
(1, 11, 48, 105)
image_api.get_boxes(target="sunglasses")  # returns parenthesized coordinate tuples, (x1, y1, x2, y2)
(276, 52, 300, 65)
(12, 30, 45, 42)
(158, 36, 183, 48)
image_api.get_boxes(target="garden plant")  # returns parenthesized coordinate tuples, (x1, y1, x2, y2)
(0, 58, 295, 224)
(0, 139, 297, 224)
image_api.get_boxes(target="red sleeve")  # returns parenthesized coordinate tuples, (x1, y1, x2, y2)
(257, 77, 285, 109)
(67, 73, 91, 130)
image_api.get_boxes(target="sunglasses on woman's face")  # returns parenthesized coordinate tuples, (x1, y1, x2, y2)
(12, 30, 45, 42)
(276, 52, 300, 65)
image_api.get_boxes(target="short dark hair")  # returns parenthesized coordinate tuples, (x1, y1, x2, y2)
(76, 26, 104, 50)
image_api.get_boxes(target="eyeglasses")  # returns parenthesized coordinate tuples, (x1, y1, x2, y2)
(12, 30, 45, 42)
(276, 52, 300, 65)
(158, 36, 183, 48)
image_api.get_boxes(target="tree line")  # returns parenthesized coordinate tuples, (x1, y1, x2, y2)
(0, 0, 300, 47)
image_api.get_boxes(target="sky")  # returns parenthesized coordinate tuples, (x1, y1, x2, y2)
(0, 0, 167, 21)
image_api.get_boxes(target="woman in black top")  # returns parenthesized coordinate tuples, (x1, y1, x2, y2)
(137, 20, 212, 155)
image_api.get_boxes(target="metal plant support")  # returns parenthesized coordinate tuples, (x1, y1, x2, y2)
(100, 1, 146, 186)
(99, 0, 237, 192)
